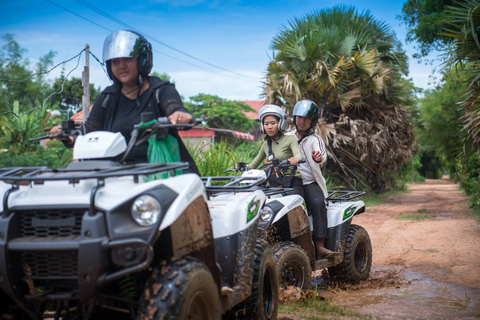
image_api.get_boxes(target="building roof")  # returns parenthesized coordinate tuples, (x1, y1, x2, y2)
(71, 105, 92, 122)
(178, 127, 254, 140)
(242, 100, 266, 120)
(178, 127, 215, 138)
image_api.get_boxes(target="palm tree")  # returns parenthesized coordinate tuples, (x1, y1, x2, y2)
(442, 0, 480, 150)
(263, 5, 416, 191)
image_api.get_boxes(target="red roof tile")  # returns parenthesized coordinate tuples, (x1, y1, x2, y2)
(178, 127, 215, 138)
(242, 100, 266, 120)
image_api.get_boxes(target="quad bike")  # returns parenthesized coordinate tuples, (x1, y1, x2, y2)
(0, 115, 278, 320)
(222, 161, 372, 290)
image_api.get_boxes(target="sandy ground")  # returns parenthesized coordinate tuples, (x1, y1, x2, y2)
(279, 177, 480, 319)
(357, 177, 480, 288)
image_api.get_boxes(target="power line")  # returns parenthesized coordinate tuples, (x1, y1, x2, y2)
(73, 0, 258, 82)
(46, 0, 258, 83)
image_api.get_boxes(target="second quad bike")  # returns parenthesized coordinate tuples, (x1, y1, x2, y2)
(220, 162, 372, 290)
(0, 115, 278, 320)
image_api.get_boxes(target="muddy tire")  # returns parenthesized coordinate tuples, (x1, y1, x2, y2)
(137, 258, 221, 320)
(328, 224, 372, 284)
(274, 241, 312, 290)
(226, 239, 278, 320)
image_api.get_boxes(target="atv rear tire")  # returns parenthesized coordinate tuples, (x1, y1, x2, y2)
(226, 239, 278, 320)
(274, 241, 312, 290)
(138, 258, 221, 320)
(328, 224, 372, 284)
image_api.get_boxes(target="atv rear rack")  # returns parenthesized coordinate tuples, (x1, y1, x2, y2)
(0, 162, 190, 185)
(327, 190, 365, 202)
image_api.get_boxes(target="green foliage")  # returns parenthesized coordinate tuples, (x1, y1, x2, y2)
(415, 69, 474, 177)
(0, 33, 56, 114)
(184, 93, 257, 133)
(50, 76, 100, 114)
(398, 0, 455, 58)
(441, 1, 480, 149)
(453, 151, 480, 206)
(188, 140, 258, 177)
(0, 100, 52, 155)
(150, 71, 173, 83)
(0, 141, 72, 169)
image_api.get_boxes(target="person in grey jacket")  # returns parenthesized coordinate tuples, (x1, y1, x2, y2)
(286, 100, 339, 260)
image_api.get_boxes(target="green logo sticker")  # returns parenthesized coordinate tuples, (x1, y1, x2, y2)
(247, 198, 260, 222)
(343, 204, 357, 220)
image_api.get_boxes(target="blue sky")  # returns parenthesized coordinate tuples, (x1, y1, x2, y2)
(1, 0, 441, 101)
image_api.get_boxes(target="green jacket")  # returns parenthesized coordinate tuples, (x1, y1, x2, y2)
(248, 134, 303, 179)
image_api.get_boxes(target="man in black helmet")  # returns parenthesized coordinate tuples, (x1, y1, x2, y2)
(286, 100, 339, 260)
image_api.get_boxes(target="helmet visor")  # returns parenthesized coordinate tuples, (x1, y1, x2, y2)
(293, 100, 318, 118)
(103, 31, 145, 62)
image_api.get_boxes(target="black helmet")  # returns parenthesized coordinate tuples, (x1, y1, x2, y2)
(293, 100, 321, 130)
(103, 30, 153, 84)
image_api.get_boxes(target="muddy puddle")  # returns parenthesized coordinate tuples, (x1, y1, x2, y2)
(315, 264, 480, 319)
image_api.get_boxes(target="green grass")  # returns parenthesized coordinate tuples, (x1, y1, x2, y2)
(279, 297, 372, 320)
(397, 214, 435, 221)
(417, 208, 427, 213)
(361, 189, 412, 207)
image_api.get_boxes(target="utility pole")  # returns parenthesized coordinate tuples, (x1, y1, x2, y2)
(82, 44, 90, 122)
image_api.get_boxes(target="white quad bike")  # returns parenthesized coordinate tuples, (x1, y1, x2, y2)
(223, 162, 372, 290)
(0, 116, 278, 320)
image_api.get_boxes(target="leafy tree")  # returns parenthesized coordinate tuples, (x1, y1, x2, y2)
(184, 94, 257, 133)
(264, 5, 415, 192)
(151, 71, 173, 83)
(416, 68, 479, 204)
(50, 75, 100, 114)
(0, 33, 55, 114)
(441, 0, 480, 150)
(398, 0, 456, 58)
(0, 100, 52, 155)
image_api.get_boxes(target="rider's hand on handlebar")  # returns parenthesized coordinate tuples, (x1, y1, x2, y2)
(168, 111, 193, 125)
(288, 157, 300, 165)
(48, 124, 75, 144)
(49, 125, 63, 137)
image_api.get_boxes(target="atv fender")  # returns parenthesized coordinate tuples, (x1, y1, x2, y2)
(154, 196, 222, 293)
(264, 205, 315, 267)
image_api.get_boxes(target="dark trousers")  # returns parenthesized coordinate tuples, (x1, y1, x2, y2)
(289, 178, 327, 240)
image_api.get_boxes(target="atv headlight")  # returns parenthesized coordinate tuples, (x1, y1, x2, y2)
(260, 206, 273, 222)
(131, 195, 161, 227)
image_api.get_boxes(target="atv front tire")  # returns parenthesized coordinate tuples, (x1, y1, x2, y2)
(226, 239, 278, 320)
(274, 241, 312, 290)
(328, 224, 372, 284)
(138, 258, 221, 320)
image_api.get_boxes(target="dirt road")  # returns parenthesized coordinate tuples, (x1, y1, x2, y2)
(280, 177, 480, 319)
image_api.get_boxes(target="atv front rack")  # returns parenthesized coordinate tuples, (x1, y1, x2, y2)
(202, 176, 292, 198)
(0, 162, 190, 218)
(327, 190, 365, 202)
(0, 162, 190, 185)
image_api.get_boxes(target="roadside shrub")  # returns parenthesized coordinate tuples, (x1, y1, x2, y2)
(0, 141, 72, 169)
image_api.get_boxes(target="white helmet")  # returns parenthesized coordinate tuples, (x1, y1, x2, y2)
(258, 104, 287, 133)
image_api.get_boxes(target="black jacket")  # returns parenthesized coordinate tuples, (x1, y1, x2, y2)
(85, 76, 200, 175)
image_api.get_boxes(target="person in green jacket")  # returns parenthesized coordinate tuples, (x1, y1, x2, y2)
(238, 104, 304, 194)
